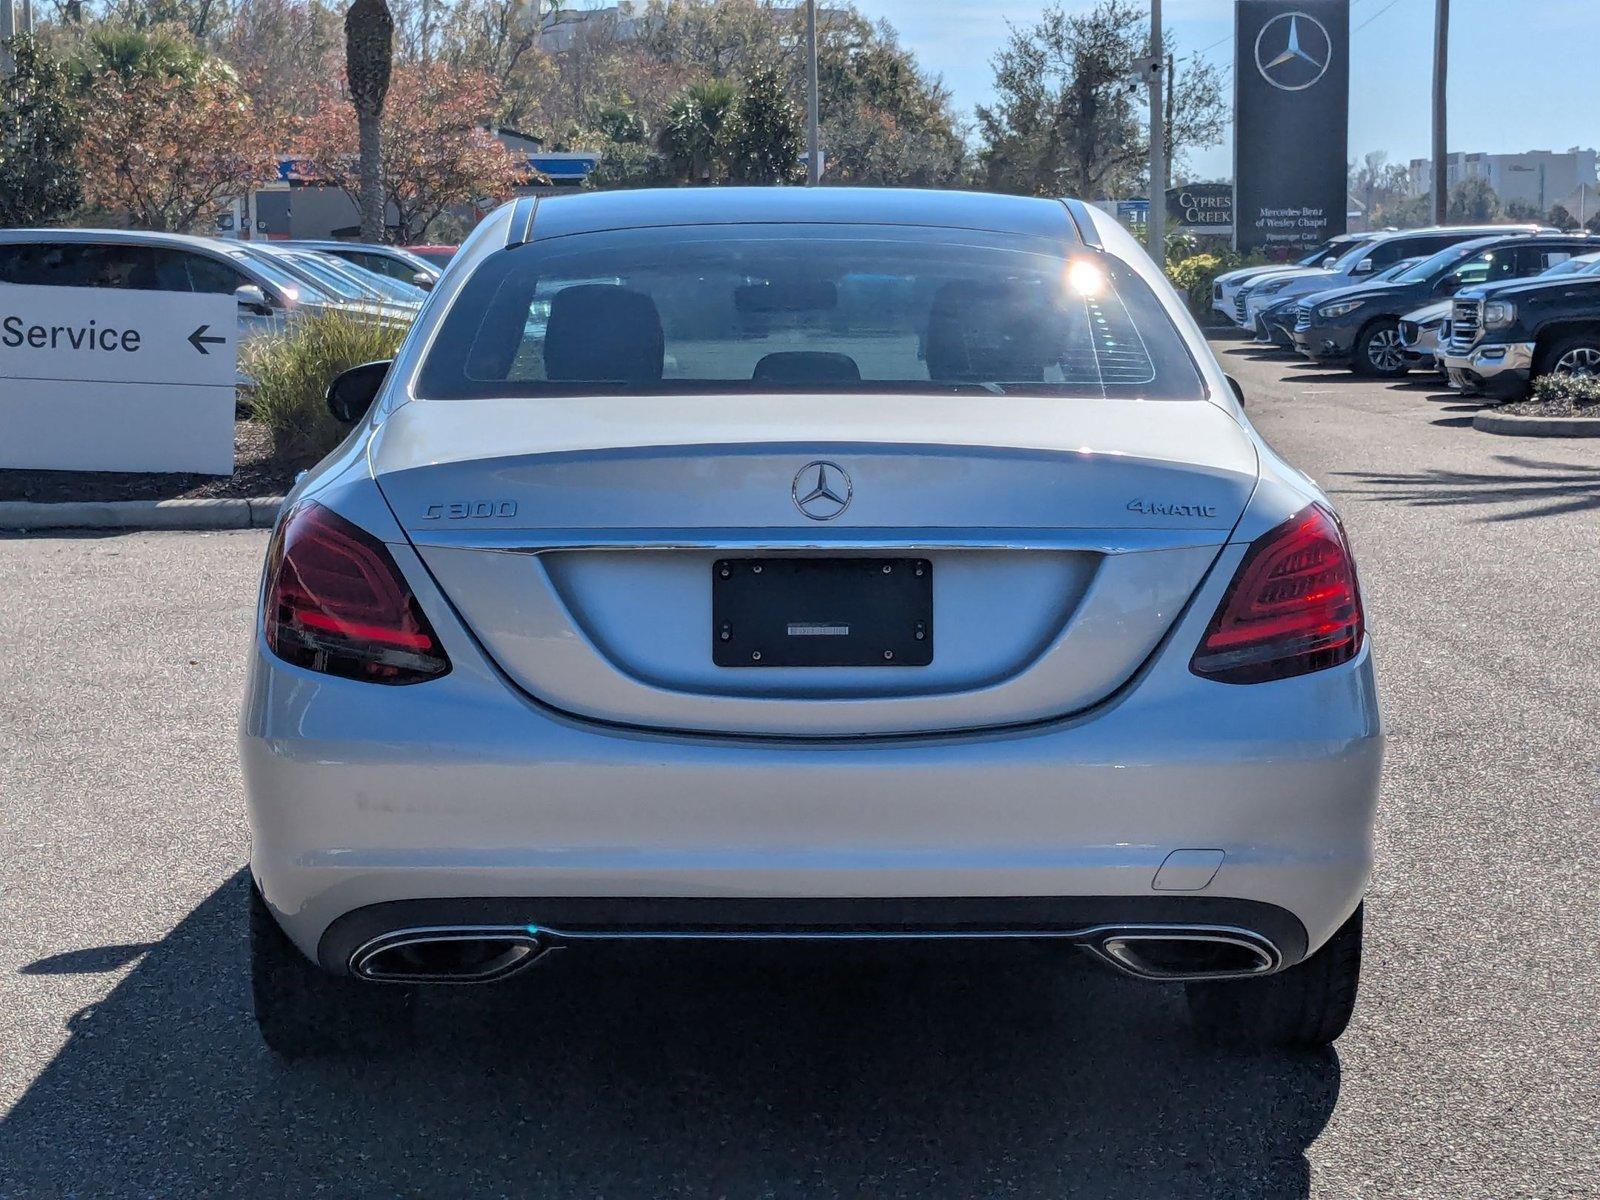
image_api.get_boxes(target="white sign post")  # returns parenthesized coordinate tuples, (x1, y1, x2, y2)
(0, 284, 238, 475)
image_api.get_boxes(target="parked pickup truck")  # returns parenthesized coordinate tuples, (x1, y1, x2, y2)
(1442, 263, 1600, 399)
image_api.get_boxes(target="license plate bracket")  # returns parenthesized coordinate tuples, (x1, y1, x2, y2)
(712, 557, 932, 667)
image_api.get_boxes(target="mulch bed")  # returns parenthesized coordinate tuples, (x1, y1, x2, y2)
(1496, 397, 1600, 419)
(0, 420, 303, 503)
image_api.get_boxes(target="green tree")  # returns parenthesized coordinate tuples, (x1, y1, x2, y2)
(1504, 199, 1543, 222)
(815, 14, 965, 185)
(725, 62, 802, 184)
(1547, 203, 1578, 231)
(0, 36, 84, 226)
(977, 0, 1226, 198)
(1446, 177, 1500, 223)
(74, 20, 210, 82)
(658, 77, 738, 183)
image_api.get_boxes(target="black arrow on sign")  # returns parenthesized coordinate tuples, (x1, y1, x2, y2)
(187, 325, 226, 355)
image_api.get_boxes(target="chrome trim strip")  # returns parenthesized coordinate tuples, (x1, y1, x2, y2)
(402, 526, 1231, 556)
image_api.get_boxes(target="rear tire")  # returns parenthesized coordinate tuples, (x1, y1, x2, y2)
(1353, 321, 1409, 378)
(1185, 903, 1363, 1050)
(250, 881, 416, 1059)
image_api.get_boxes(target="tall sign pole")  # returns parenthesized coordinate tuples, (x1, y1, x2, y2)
(1148, 0, 1165, 266)
(1431, 0, 1449, 223)
(805, 0, 821, 185)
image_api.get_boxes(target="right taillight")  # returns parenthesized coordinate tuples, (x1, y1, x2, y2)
(263, 501, 450, 685)
(1190, 504, 1364, 685)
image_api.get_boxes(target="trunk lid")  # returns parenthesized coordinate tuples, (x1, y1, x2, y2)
(373, 394, 1257, 736)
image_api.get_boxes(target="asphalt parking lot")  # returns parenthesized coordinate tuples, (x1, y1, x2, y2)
(2, 338, 1597, 1198)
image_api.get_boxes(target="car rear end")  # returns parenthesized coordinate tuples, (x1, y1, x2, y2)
(241, 192, 1381, 1055)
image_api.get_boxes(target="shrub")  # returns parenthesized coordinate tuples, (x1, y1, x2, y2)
(1165, 253, 1225, 314)
(241, 308, 412, 463)
(1529, 372, 1600, 410)
(1163, 247, 1273, 317)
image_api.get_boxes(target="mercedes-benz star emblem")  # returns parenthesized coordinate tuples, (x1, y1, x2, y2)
(792, 461, 851, 521)
(1254, 11, 1332, 92)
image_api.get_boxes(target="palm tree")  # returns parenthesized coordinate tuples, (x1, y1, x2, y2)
(658, 79, 739, 185)
(344, 0, 394, 242)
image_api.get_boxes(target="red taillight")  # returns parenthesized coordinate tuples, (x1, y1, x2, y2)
(1190, 504, 1364, 685)
(263, 502, 450, 685)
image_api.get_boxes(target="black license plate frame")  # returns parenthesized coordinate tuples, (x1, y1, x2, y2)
(712, 557, 932, 667)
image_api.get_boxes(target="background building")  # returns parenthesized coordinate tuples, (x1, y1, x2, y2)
(1407, 148, 1598, 210)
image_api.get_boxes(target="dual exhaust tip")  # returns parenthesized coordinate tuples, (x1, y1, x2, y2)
(350, 923, 1278, 984)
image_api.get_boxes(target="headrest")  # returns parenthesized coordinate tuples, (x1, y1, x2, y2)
(544, 284, 664, 383)
(752, 351, 861, 384)
(924, 280, 1057, 383)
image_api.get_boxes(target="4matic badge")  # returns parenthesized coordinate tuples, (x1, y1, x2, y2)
(1127, 498, 1219, 519)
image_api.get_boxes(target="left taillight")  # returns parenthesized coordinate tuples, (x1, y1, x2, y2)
(263, 501, 450, 685)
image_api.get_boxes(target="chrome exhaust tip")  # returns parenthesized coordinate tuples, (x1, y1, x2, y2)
(351, 927, 549, 983)
(1090, 929, 1278, 981)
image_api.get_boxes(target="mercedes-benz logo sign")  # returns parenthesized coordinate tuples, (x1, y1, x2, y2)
(1254, 11, 1332, 92)
(792, 461, 851, 521)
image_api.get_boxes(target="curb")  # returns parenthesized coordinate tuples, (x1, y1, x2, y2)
(1473, 411, 1600, 438)
(0, 496, 284, 532)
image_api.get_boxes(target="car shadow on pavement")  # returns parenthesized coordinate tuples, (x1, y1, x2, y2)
(1, 871, 1340, 1199)
(1332, 455, 1600, 521)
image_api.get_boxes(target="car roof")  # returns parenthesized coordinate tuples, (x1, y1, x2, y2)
(519, 187, 1078, 243)
(0, 227, 235, 251)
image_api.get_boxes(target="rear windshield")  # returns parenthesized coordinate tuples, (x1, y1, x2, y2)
(415, 224, 1204, 400)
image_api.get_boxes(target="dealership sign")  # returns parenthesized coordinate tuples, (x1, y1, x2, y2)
(0, 284, 237, 474)
(1234, 1, 1350, 255)
(1167, 184, 1234, 233)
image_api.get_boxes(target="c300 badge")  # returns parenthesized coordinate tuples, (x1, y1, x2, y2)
(423, 499, 518, 520)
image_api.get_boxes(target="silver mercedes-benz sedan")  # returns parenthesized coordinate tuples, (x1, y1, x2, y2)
(242, 189, 1381, 1059)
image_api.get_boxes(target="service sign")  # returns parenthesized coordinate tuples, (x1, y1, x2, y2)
(1234, 0, 1350, 256)
(1167, 184, 1234, 233)
(0, 284, 237, 475)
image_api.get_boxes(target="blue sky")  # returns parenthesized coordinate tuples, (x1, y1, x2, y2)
(865, 0, 1599, 182)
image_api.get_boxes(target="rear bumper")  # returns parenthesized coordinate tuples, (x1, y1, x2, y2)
(243, 530, 1385, 971)
(1443, 341, 1535, 398)
(1294, 319, 1358, 362)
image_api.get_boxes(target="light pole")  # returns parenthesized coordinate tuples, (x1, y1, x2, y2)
(805, 0, 821, 185)
(1, 0, 16, 79)
(1148, 0, 1165, 266)
(1431, 0, 1449, 224)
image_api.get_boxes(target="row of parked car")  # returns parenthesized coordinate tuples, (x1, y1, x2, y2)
(0, 228, 458, 374)
(1212, 225, 1600, 398)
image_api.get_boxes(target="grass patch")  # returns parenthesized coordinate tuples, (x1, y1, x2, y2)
(241, 308, 412, 463)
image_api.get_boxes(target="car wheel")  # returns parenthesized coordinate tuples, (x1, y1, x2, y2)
(1536, 334, 1600, 380)
(1184, 903, 1362, 1050)
(249, 881, 416, 1059)
(1353, 321, 1409, 378)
